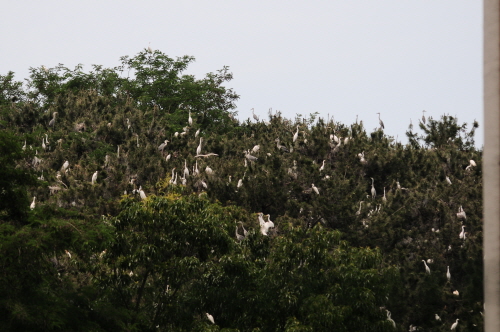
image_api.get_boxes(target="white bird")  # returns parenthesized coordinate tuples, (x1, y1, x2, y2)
(238, 221, 248, 237)
(457, 206, 467, 220)
(245, 150, 258, 162)
(466, 159, 477, 171)
(194, 161, 199, 176)
(237, 179, 243, 188)
(293, 125, 299, 143)
(435, 314, 441, 321)
(205, 166, 213, 175)
(447, 266, 451, 282)
(165, 154, 171, 162)
(92, 171, 98, 185)
(356, 201, 363, 216)
(48, 112, 58, 127)
(446, 176, 452, 185)
(61, 160, 69, 172)
(377, 112, 385, 129)
(196, 138, 203, 156)
(251, 108, 259, 122)
(450, 318, 459, 330)
(30, 196, 36, 210)
(311, 183, 320, 195)
(344, 137, 349, 145)
(235, 226, 245, 242)
(259, 213, 274, 236)
(459, 226, 466, 240)
(386, 310, 396, 328)
(22, 140, 26, 151)
(147, 42, 153, 53)
(382, 187, 387, 203)
(422, 260, 431, 274)
(319, 160, 325, 172)
(195, 128, 200, 137)
(275, 138, 289, 152)
(453, 290, 459, 296)
(158, 140, 169, 152)
(370, 178, 376, 200)
(65, 250, 72, 259)
(184, 160, 190, 178)
(206, 313, 215, 324)
(422, 110, 426, 124)
(251, 145, 260, 153)
(42, 137, 46, 151)
(188, 111, 193, 126)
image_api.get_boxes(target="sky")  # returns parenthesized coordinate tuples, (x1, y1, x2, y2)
(1, 1, 483, 145)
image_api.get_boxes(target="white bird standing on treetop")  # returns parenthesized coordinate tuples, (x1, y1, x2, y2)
(30, 196, 36, 210)
(422, 260, 431, 274)
(370, 178, 376, 200)
(450, 318, 459, 330)
(92, 171, 98, 185)
(196, 138, 203, 156)
(447, 266, 451, 282)
(293, 125, 299, 143)
(251, 108, 259, 122)
(377, 112, 385, 129)
(422, 110, 426, 124)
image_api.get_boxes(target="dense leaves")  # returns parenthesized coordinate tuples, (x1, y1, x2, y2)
(0, 50, 482, 331)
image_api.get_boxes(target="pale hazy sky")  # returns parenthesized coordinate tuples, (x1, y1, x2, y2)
(1, 1, 483, 145)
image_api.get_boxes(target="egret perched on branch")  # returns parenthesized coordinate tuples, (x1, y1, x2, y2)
(30, 196, 36, 210)
(446, 176, 452, 185)
(386, 310, 396, 328)
(435, 313, 441, 321)
(446, 266, 451, 282)
(421, 110, 426, 124)
(238, 221, 248, 237)
(377, 112, 384, 129)
(356, 201, 363, 216)
(205, 166, 213, 175)
(382, 187, 387, 203)
(235, 226, 245, 242)
(465, 159, 477, 171)
(245, 150, 258, 162)
(139, 186, 147, 200)
(184, 160, 190, 178)
(275, 138, 289, 152)
(456, 206, 466, 220)
(158, 140, 169, 152)
(61, 160, 69, 172)
(251, 108, 259, 122)
(370, 178, 376, 200)
(422, 260, 431, 274)
(48, 112, 58, 127)
(195, 128, 200, 137)
(251, 145, 260, 153)
(293, 125, 299, 143)
(450, 319, 459, 330)
(311, 183, 320, 195)
(188, 110, 193, 126)
(206, 313, 215, 324)
(319, 160, 325, 172)
(92, 171, 98, 185)
(459, 226, 466, 240)
(196, 138, 203, 156)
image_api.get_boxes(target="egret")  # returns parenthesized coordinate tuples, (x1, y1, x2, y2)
(450, 318, 459, 330)
(311, 183, 320, 195)
(435, 314, 441, 321)
(42, 137, 46, 151)
(147, 42, 153, 53)
(237, 179, 243, 188)
(377, 112, 385, 129)
(259, 213, 274, 235)
(184, 160, 190, 178)
(92, 171, 98, 185)
(174, 131, 179, 138)
(422, 110, 426, 124)
(456, 206, 466, 220)
(293, 125, 299, 142)
(370, 178, 376, 200)
(446, 176, 452, 185)
(266, 214, 275, 229)
(275, 138, 289, 152)
(245, 150, 258, 162)
(319, 160, 325, 172)
(158, 140, 169, 152)
(459, 226, 466, 240)
(166, 154, 171, 162)
(172, 172, 178, 185)
(238, 221, 248, 237)
(333, 134, 340, 144)
(466, 159, 477, 171)
(196, 137, 203, 156)
(136, 135, 140, 148)
(30, 196, 36, 210)
(235, 226, 245, 242)
(206, 313, 215, 324)
(252, 145, 260, 153)
(200, 179, 207, 188)
(422, 260, 431, 274)
(61, 160, 69, 172)
(126, 118, 131, 130)
(117, 145, 120, 158)
(453, 290, 459, 296)
(195, 128, 200, 137)
(205, 166, 213, 175)
(169, 168, 176, 184)
(386, 310, 396, 328)
(48, 112, 58, 127)
(194, 161, 199, 176)
(251, 108, 259, 122)
(356, 201, 363, 216)
(382, 187, 387, 202)
(447, 266, 451, 282)
(22, 140, 26, 151)
(65, 250, 72, 259)
(344, 137, 350, 145)
(188, 110, 193, 126)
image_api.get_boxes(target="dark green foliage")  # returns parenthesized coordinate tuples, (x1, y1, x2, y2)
(0, 50, 483, 331)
